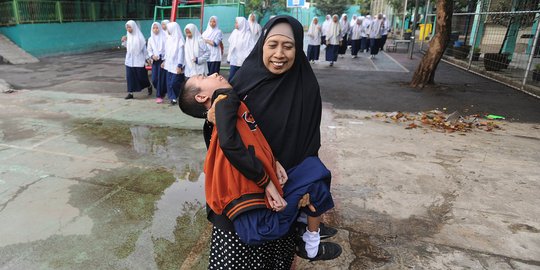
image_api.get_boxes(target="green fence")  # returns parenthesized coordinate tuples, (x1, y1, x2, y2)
(0, 0, 156, 25)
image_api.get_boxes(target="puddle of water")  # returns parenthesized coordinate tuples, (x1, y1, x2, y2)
(0, 119, 210, 269)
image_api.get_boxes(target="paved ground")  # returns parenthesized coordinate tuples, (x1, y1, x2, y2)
(0, 46, 539, 270)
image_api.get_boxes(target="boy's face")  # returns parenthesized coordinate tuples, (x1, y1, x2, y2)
(189, 73, 232, 108)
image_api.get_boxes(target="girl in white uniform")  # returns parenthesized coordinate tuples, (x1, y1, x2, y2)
(227, 17, 254, 81)
(202, 16, 223, 75)
(122, 20, 151, 100)
(184, 23, 210, 78)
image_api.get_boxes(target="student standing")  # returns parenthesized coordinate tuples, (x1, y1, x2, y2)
(162, 22, 185, 105)
(161, 19, 169, 31)
(227, 17, 254, 81)
(325, 15, 341, 67)
(337, 14, 349, 57)
(350, 18, 363, 58)
(368, 14, 384, 59)
(248, 13, 262, 42)
(122, 20, 151, 100)
(307, 17, 322, 64)
(147, 22, 167, 103)
(202, 16, 223, 75)
(184, 23, 210, 78)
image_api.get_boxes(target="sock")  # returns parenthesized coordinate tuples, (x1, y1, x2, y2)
(296, 212, 308, 224)
(302, 227, 320, 258)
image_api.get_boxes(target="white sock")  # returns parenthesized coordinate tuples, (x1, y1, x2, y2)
(302, 227, 320, 258)
(296, 212, 308, 224)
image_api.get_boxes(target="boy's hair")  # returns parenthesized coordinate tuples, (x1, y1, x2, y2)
(179, 80, 207, 119)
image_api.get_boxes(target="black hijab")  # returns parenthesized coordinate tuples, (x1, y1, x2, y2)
(231, 15, 321, 170)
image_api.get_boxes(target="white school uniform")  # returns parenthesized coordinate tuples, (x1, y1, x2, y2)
(326, 20, 342, 45)
(184, 23, 210, 77)
(147, 22, 166, 60)
(307, 18, 322, 46)
(248, 14, 262, 43)
(227, 17, 254, 67)
(163, 22, 185, 74)
(124, 20, 146, 67)
(202, 16, 223, 62)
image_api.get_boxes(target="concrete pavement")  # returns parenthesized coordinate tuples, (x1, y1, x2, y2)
(0, 48, 539, 270)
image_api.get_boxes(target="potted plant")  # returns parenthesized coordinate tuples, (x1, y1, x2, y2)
(403, 29, 412, 40)
(484, 53, 511, 71)
(472, 47, 481, 61)
(533, 64, 540, 81)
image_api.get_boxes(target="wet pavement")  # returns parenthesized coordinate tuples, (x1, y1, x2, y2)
(0, 47, 539, 270)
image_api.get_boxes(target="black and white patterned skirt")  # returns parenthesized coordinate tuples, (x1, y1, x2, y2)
(209, 226, 296, 270)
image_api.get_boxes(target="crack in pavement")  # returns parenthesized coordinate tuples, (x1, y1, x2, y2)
(0, 175, 49, 212)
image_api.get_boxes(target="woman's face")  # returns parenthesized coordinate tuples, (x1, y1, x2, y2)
(263, 34, 295, 75)
(126, 24, 133, 33)
(234, 20, 238, 29)
(332, 16, 338, 22)
(161, 23, 167, 31)
(152, 24, 159, 34)
(185, 28, 192, 38)
(210, 18, 216, 28)
(249, 14, 255, 22)
(313, 18, 318, 24)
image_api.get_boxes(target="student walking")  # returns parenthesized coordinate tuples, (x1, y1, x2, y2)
(350, 18, 363, 58)
(325, 15, 341, 66)
(162, 22, 185, 105)
(248, 13, 262, 42)
(362, 15, 372, 53)
(337, 14, 349, 56)
(184, 23, 210, 78)
(368, 14, 384, 59)
(307, 17, 322, 63)
(202, 16, 223, 75)
(122, 20, 151, 100)
(147, 22, 167, 103)
(321, 14, 331, 45)
(227, 17, 254, 81)
(380, 15, 390, 51)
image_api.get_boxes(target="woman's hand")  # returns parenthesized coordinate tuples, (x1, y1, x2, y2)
(207, 102, 216, 124)
(276, 161, 288, 187)
(152, 55, 159, 61)
(298, 193, 316, 212)
(121, 36, 127, 42)
(161, 62, 165, 69)
(265, 181, 287, 212)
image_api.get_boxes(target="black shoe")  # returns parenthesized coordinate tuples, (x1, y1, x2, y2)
(170, 99, 177, 105)
(295, 222, 338, 240)
(147, 86, 153, 96)
(125, 93, 133, 99)
(296, 241, 342, 261)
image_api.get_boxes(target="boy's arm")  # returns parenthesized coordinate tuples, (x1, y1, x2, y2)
(214, 91, 270, 188)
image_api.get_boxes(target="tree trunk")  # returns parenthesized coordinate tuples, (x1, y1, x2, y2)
(410, 0, 453, 88)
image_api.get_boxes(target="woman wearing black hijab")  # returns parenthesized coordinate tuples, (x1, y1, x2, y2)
(203, 16, 340, 269)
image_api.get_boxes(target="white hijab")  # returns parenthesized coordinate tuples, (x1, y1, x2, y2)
(228, 17, 254, 65)
(149, 22, 166, 56)
(125, 20, 145, 54)
(165, 22, 184, 63)
(184, 23, 202, 63)
(339, 14, 349, 32)
(350, 15, 358, 28)
(322, 14, 331, 35)
(327, 15, 341, 41)
(307, 17, 320, 38)
(202, 16, 221, 41)
(350, 18, 363, 40)
(248, 14, 262, 39)
(161, 19, 170, 30)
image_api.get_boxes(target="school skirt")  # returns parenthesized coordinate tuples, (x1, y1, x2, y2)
(126, 66, 150, 93)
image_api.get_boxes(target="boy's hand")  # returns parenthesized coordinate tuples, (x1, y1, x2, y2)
(276, 161, 288, 187)
(298, 193, 317, 212)
(265, 181, 287, 212)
